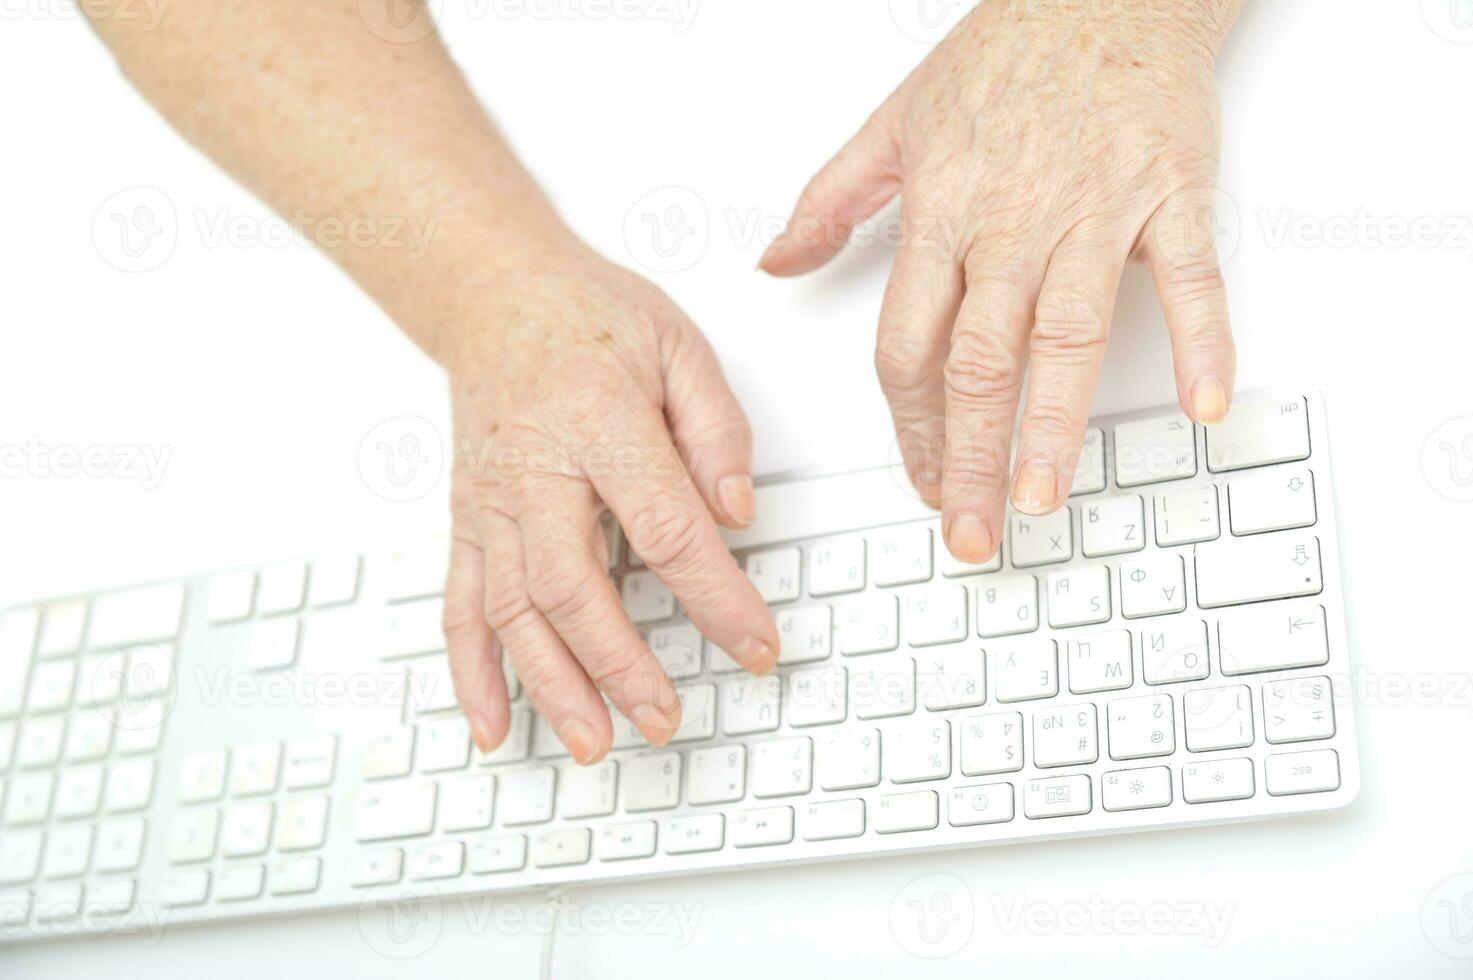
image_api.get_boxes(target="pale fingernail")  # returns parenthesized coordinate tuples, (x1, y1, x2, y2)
(757, 233, 787, 272)
(556, 717, 601, 765)
(1011, 458, 1059, 515)
(717, 473, 756, 526)
(736, 638, 778, 675)
(946, 513, 994, 565)
(631, 703, 678, 748)
(469, 712, 495, 754)
(1190, 374, 1229, 424)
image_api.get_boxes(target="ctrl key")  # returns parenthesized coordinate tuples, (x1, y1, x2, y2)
(1023, 775, 1091, 818)
(1266, 749, 1340, 796)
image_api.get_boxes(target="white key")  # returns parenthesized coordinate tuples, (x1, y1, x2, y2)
(746, 548, 801, 603)
(88, 878, 136, 915)
(0, 608, 39, 719)
(597, 821, 657, 861)
(278, 796, 330, 851)
(1140, 620, 1209, 685)
(169, 810, 220, 864)
(776, 605, 832, 665)
(257, 561, 308, 616)
(418, 717, 471, 773)
(1023, 775, 1092, 818)
(230, 743, 282, 797)
(647, 624, 703, 680)
(1265, 749, 1340, 796)
(623, 753, 682, 812)
(179, 749, 228, 803)
(1119, 553, 1187, 619)
(869, 524, 932, 587)
(380, 598, 444, 660)
(817, 727, 880, 790)
(752, 738, 813, 798)
(885, 718, 950, 783)
(271, 857, 322, 896)
(732, 806, 794, 848)
(0, 721, 11, 768)
(1033, 703, 1098, 768)
(1009, 509, 1073, 568)
(54, 766, 104, 819)
(904, 587, 967, 647)
(1229, 466, 1317, 535)
(40, 600, 88, 658)
(354, 782, 436, 842)
(407, 841, 465, 879)
(532, 829, 591, 868)
(720, 674, 781, 736)
(664, 814, 724, 855)
(222, 802, 274, 857)
(960, 711, 1024, 776)
(1218, 601, 1329, 676)
(442, 773, 495, 832)
(33, 883, 83, 922)
(42, 824, 93, 879)
(76, 652, 124, 706)
(558, 760, 618, 818)
(1195, 531, 1322, 608)
(0, 830, 43, 885)
(216, 865, 265, 903)
(477, 707, 532, 765)
(114, 700, 165, 757)
(948, 783, 1015, 826)
(93, 819, 146, 873)
(104, 758, 155, 813)
(621, 571, 675, 624)
(1045, 565, 1111, 628)
(245, 619, 299, 673)
(89, 584, 184, 649)
(1071, 428, 1106, 496)
(500, 768, 556, 825)
(1182, 758, 1255, 803)
(1206, 396, 1310, 473)
(161, 870, 211, 907)
(687, 746, 746, 806)
(283, 735, 336, 790)
(1107, 693, 1176, 760)
(384, 539, 448, 602)
(1263, 676, 1336, 744)
(27, 660, 75, 714)
(123, 645, 174, 699)
(17, 717, 65, 769)
(468, 836, 527, 875)
(6, 772, 54, 825)
(975, 576, 1038, 638)
(362, 728, 416, 780)
(991, 638, 1058, 703)
(937, 525, 1003, 578)
(916, 646, 986, 711)
(1067, 630, 1133, 694)
(1081, 495, 1146, 557)
(787, 665, 848, 727)
(850, 659, 913, 720)
(64, 709, 113, 762)
(1102, 767, 1173, 811)
(351, 850, 403, 887)
(802, 799, 866, 841)
(874, 791, 938, 833)
(1153, 484, 1220, 546)
(309, 554, 361, 607)
(207, 570, 256, 624)
(1185, 685, 1254, 752)
(835, 594, 899, 655)
(671, 684, 717, 744)
(808, 536, 866, 597)
(1114, 414, 1197, 487)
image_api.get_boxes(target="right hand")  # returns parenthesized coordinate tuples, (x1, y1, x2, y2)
(440, 242, 780, 765)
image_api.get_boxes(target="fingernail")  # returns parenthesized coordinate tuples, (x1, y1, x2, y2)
(469, 712, 495, 754)
(1011, 458, 1058, 515)
(556, 717, 600, 765)
(1191, 374, 1229, 424)
(631, 703, 678, 747)
(756, 232, 787, 272)
(737, 637, 778, 675)
(717, 473, 756, 527)
(946, 513, 994, 565)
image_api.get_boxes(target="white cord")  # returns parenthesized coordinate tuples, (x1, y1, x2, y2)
(539, 888, 568, 980)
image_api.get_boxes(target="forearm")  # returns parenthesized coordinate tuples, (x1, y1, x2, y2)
(84, 0, 573, 364)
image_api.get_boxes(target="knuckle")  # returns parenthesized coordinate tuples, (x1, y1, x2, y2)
(524, 555, 603, 623)
(441, 602, 485, 648)
(625, 501, 705, 572)
(1022, 402, 1084, 442)
(874, 330, 932, 395)
(943, 332, 1022, 405)
(482, 583, 541, 636)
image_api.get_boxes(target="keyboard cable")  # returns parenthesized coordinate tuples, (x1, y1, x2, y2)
(539, 887, 568, 980)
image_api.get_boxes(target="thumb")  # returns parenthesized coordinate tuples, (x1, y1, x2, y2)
(661, 323, 757, 529)
(758, 99, 903, 277)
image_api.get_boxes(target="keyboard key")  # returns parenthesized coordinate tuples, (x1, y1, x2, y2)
(1114, 414, 1196, 487)
(33, 883, 82, 922)
(1081, 495, 1146, 557)
(1139, 620, 1209, 685)
(104, 758, 155, 813)
(720, 674, 781, 736)
(354, 782, 435, 842)
(869, 524, 932, 587)
(835, 594, 899, 655)
(499, 768, 556, 825)
(817, 727, 880, 790)
(1009, 509, 1073, 567)
(1265, 749, 1340, 796)
(1023, 775, 1092, 818)
(916, 646, 986, 710)
(1153, 484, 1220, 546)
(1184, 685, 1254, 752)
(1182, 758, 1255, 803)
(1033, 703, 1098, 768)
(27, 661, 75, 715)
(206, 570, 256, 625)
(362, 728, 416, 780)
(380, 598, 445, 660)
(948, 783, 1014, 826)
(246, 619, 299, 672)
(1217, 600, 1329, 676)
(468, 836, 526, 875)
(1118, 553, 1187, 619)
(407, 841, 465, 879)
(257, 561, 307, 616)
(904, 587, 967, 647)
(533, 830, 591, 868)
(874, 791, 939, 834)
(123, 645, 174, 700)
(0, 608, 39, 719)
(775, 605, 832, 665)
(1107, 694, 1175, 760)
(1206, 396, 1310, 473)
(89, 584, 184, 649)
(39, 600, 88, 658)
(42, 824, 93, 879)
(975, 576, 1038, 638)
(477, 707, 532, 765)
(169, 810, 220, 864)
(753, 738, 813, 798)
(216, 864, 265, 902)
(384, 539, 448, 602)
(808, 536, 865, 597)
(1102, 767, 1173, 811)
(277, 796, 330, 851)
(687, 746, 746, 806)
(788, 665, 848, 727)
(17, 717, 65, 769)
(64, 709, 113, 762)
(1195, 531, 1322, 608)
(1263, 676, 1335, 743)
(418, 717, 471, 773)
(885, 718, 950, 783)
(283, 735, 337, 790)
(559, 761, 618, 818)
(647, 624, 703, 680)
(801, 799, 866, 841)
(1071, 428, 1107, 495)
(309, 554, 361, 607)
(162, 870, 211, 907)
(87, 878, 136, 915)
(76, 652, 124, 706)
(850, 660, 912, 721)
(93, 819, 146, 873)
(1229, 466, 1317, 535)
(732, 806, 794, 848)
(745, 548, 801, 603)
(959, 711, 1023, 776)
(1045, 566, 1111, 628)
(664, 814, 724, 854)
(937, 523, 1003, 578)
(0, 830, 44, 885)
(991, 638, 1058, 703)
(621, 571, 675, 624)
(597, 821, 657, 861)
(5, 773, 54, 825)
(1067, 630, 1132, 694)
(231, 743, 282, 797)
(54, 766, 104, 819)
(351, 850, 403, 887)
(442, 773, 496, 832)
(222, 802, 274, 857)
(270, 857, 321, 896)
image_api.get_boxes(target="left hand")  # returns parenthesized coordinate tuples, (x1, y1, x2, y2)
(760, 0, 1241, 564)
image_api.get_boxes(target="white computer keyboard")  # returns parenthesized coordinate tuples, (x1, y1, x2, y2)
(0, 387, 1358, 943)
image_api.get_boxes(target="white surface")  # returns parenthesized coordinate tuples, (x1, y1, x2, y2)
(1, 0, 1471, 975)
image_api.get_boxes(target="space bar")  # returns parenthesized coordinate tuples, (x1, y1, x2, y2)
(721, 466, 937, 551)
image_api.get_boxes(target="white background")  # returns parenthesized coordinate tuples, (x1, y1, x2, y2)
(3, 0, 1473, 975)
